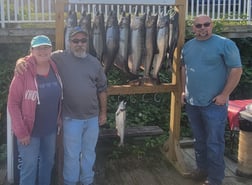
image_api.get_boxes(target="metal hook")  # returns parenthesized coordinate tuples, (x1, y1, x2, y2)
(154, 93, 161, 103)
(117, 95, 121, 103)
(130, 94, 137, 104)
(142, 94, 148, 103)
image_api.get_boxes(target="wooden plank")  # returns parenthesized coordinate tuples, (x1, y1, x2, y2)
(179, 138, 194, 148)
(225, 157, 238, 176)
(55, 0, 66, 50)
(163, 1, 187, 175)
(181, 148, 197, 173)
(99, 126, 164, 138)
(107, 83, 176, 95)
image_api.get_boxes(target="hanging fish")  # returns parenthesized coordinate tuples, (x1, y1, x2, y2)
(115, 100, 127, 147)
(128, 9, 146, 76)
(92, 11, 106, 61)
(151, 12, 169, 84)
(141, 11, 158, 84)
(64, 10, 77, 50)
(79, 10, 95, 55)
(166, 10, 179, 70)
(103, 10, 119, 74)
(114, 11, 131, 74)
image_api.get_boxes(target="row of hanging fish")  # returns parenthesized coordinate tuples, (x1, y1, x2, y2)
(64, 9, 179, 85)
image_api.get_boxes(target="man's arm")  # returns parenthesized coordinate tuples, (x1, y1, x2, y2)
(98, 90, 107, 126)
(15, 57, 28, 75)
(214, 67, 243, 105)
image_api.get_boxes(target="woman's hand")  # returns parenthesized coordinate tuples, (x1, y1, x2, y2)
(19, 136, 30, 146)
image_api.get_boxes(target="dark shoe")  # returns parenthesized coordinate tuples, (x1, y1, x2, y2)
(188, 169, 207, 181)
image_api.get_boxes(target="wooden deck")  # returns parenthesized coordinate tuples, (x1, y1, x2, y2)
(93, 138, 252, 185)
(1, 138, 252, 185)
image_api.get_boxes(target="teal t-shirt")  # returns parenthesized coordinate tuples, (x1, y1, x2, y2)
(182, 34, 242, 106)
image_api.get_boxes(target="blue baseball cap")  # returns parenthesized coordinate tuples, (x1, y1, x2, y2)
(31, 35, 52, 48)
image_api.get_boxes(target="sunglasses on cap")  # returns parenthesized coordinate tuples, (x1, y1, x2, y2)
(194, 22, 211, 29)
(71, 38, 88, 44)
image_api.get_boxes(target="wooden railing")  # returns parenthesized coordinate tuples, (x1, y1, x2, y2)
(0, 0, 251, 28)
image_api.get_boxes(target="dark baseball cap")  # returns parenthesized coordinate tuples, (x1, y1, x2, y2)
(69, 26, 88, 38)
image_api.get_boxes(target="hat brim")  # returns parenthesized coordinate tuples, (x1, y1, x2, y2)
(70, 30, 88, 38)
(32, 43, 52, 48)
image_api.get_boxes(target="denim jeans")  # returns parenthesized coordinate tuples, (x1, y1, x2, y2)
(63, 116, 99, 185)
(17, 132, 56, 185)
(186, 103, 227, 185)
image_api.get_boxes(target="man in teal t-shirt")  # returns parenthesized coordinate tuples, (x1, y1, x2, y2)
(181, 15, 242, 185)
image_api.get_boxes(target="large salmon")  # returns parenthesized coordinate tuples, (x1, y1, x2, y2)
(151, 12, 170, 84)
(115, 100, 127, 147)
(79, 10, 95, 55)
(103, 11, 119, 74)
(64, 10, 77, 50)
(114, 11, 131, 74)
(92, 11, 105, 61)
(142, 11, 158, 84)
(166, 10, 179, 70)
(128, 10, 146, 75)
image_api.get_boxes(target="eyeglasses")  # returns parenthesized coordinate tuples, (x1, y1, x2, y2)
(71, 38, 88, 44)
(194, 22, 211, 29)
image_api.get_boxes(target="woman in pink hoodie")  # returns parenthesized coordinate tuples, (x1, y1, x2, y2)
(7, 35, 63, 185)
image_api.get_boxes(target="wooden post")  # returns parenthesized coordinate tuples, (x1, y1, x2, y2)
(54, 2, 66, 185)
(162, 0, 189, 175)
(55, 0, 66, 50)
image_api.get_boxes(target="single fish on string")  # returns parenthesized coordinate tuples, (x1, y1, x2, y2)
(115, 100, 127, 147)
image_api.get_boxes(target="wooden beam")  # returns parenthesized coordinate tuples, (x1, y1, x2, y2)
(107, 83, 176, 95)
(99, 126, 164, 138)
(55, 0, 65, 50)
(162, 0, 189, 176)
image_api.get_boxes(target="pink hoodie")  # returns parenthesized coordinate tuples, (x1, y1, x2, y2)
(7, 55, 63, 140)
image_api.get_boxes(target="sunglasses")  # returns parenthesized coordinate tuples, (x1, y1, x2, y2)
(71, 38, 88, 44)
(194, 22, 211, 29)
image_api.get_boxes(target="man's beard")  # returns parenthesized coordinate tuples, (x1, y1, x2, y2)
(72, 48, 87, 58)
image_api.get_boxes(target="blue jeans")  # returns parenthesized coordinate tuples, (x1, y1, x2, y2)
(17, 132, 56, 185)
(63, 116, 99, 185)
(186, 103, 227, 185)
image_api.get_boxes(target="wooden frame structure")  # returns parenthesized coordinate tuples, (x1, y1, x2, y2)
(55, 0, 188, 176)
